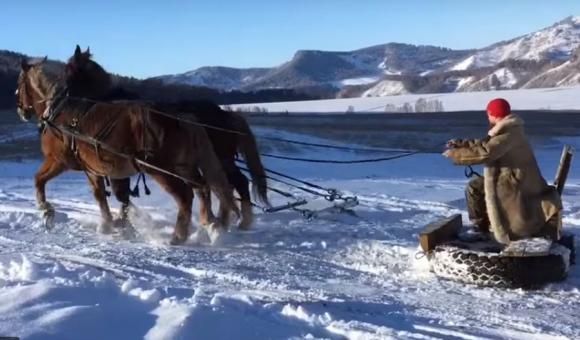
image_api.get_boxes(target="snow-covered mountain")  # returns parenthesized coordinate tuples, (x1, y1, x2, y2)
(450, 16, 580, 71)
(157, 16, 580, 97)
(160, 66, 270, 90)
(156, 44, 471, 91)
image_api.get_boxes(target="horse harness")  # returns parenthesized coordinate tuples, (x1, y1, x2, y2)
(39, 88, 204, 196)
(41, 89, 150, 195)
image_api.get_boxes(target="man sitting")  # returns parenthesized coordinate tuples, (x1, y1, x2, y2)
(443, 98, 562, 244)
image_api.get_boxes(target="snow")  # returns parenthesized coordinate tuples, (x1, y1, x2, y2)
(456, 76, 476, 90)
(339, 54, 382, 74)
(450, 16, 580, 71)
(492, 67, 518, 88)
(231, 86, 580, 113)
(450, 56, 478, 71)
(362, 80, 408, 97)
(0, 125, 579, 339)
(336, 77, 380, 87)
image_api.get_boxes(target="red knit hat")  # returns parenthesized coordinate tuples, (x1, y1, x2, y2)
(487, 98, 511, 118)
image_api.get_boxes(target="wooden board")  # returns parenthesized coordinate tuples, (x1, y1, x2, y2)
(420, 214, 462, 252)
(554, 145, 573, 196)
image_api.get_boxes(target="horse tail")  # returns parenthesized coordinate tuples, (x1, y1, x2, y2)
(189, 122, 238, 217)
(233, 113, 269, 206)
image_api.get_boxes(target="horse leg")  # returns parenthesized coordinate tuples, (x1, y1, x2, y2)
(214, 161, 249, 229)
(149, 173, 193, 245)
(35, 159, 66, 229)
(197, 186, 216, 226)
(87, 174, 114, 234)
(230, 167, 253, 230)
(110, 177, 132, 227)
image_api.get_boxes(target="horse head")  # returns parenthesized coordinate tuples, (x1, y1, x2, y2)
(16, 57, 53, 121)
(66, 45, 112, 99)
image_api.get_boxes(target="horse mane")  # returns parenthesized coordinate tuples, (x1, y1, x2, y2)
(85, 57, 113, 92)
(32, 62, 65, 99)
(66, 55, 114, 99)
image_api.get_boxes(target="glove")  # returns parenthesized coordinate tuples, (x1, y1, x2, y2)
(446, 139, 461, 149)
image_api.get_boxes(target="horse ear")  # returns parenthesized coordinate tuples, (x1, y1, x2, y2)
(84, 46, 91, 55)
(20, 58, 30, 71)
(74, 45, 82, 58)
(42, 56, 47, 63)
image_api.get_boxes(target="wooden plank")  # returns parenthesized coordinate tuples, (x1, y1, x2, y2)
(419, 214, 462, 252)
(554, 145, 573, 196)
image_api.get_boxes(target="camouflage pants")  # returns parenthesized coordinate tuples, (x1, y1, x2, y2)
(465, 176, 490, 233)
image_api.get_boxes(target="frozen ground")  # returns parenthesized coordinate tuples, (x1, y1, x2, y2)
(0, 126, 579, 339)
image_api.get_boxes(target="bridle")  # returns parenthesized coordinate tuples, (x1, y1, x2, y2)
(16, 77, 35, 115)
(18, 68, 68, 122)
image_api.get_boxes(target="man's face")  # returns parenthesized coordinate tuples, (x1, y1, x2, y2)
(487, 114, 501, 128)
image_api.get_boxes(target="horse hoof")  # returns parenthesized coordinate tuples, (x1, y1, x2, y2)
(97, 221, 114, 234)
(38, 203, 55, 230)
(42, 211, 55, 230)
(201, 218, 219, 228)
(170, 235, 187, 245)
(120, 226, 138, 240)
(199, 213, 216, 226)
(206, 223, 227, 245)
(238, 220, 252, 230)
(113, 218, 131, 229)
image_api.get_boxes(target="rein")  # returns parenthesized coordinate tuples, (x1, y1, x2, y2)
(38, 90, 204, 188)
(38, 87, 69, 133)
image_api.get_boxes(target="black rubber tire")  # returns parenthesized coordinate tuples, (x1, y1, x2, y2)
(557, 233, 576, 265)
(429, 243, 571, 289)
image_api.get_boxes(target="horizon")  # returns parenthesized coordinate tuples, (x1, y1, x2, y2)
(2, 1, 580, 78)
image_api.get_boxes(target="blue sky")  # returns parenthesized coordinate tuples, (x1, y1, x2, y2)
(2, 0, 580, 78)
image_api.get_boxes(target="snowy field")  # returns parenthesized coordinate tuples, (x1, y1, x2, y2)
(0, 117, 579, 339)
(230, 86, 580, 113)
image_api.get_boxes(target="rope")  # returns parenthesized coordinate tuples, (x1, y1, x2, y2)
(66, 95, 247, 136)
(464, 165, 482, 178)
(64, 95, 442, 156)
(256, 136, 426, 154)
(237, 164, 327, 198)
(259, 151, 421, 164)
(43, 119, 204, 187)
(237, 161, 331, 195)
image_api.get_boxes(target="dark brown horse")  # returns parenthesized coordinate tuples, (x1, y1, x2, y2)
(65, 46, 268, 229)
(16, 58, 237, 244)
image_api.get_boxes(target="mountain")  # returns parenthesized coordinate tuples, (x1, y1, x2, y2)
(160, 66, 270, 90)
(0, 50, 319, 110)
(450, 16, 580, 71)
(158, 44, 472, 91)
(158, 16, 580, 98)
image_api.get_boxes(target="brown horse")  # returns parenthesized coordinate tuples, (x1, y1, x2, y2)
(65, 46, 269, 229)
(16, 58, 237, 244)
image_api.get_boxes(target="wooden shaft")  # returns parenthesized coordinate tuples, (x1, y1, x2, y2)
(554, 145, 573, 196)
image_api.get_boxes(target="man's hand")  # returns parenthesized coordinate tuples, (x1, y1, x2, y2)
(442, 149, 453, 158)
(446, 139, 462, 149)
